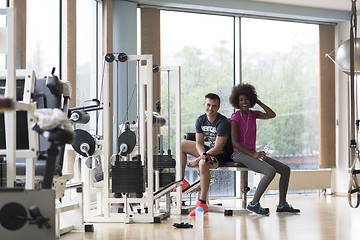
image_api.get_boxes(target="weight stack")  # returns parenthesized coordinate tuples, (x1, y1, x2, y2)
(154, 154, 176, 170)
(112, 161, 144, 194)
(159, 172, 175, 188)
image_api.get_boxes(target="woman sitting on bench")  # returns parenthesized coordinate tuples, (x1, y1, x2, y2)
(229, 83, 300, 216)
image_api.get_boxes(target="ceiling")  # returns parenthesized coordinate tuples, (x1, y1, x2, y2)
(255, 0, 352, 12)
(137, 0, 352, 22)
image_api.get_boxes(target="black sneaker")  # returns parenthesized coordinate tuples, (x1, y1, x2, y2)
(247, 202, 269, 216)
(276, 202, 300, 214)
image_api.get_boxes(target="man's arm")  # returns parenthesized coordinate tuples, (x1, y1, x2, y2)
(195, 132, 206, 156)
(207, 136, 228, 156)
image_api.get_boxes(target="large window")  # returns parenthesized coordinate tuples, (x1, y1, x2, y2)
(241, 18, 319, 170)
(26, 0, 59, 78)
(76, 0, 98, 134)
(161, 11, 320, 197)
(161, 11, 235, 197)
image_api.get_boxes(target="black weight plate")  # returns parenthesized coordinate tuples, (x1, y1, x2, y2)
(0, 202, 27, 231)
(72, 129, 96, 157)
(118, 130, 136, 156)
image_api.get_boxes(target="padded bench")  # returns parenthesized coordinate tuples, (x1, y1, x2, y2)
(180, 160, 250, 216)
(216, 161, 250, 209)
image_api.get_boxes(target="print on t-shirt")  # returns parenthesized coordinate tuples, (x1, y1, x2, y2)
(201, 126, 217, 148)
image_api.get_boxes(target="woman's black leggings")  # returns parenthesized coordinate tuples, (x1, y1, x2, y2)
(231, 150, 291, 205)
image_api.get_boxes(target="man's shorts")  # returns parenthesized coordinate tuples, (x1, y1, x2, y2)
(204, 145, 231, 167)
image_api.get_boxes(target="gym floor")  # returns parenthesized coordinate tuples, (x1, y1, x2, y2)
(59, 194, 360, 240)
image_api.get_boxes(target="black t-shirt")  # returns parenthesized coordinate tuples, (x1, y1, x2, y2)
(195, 113, 233, 157)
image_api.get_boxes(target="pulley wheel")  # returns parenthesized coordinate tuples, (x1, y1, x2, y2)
(0, 202, 27, 231)
(118, 53, 128, 62)
(153, 64, 159, 73)
(72, 129, 96, 157)
(105, 53, 115, 63)
(118, 130, 136, 156)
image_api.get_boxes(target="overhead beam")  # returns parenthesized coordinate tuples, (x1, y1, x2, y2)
(137, 0, 350, 23)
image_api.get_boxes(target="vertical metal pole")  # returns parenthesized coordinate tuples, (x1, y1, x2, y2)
(241, 171, 248, 209)
(116, 61, 119, 154)
(103, 60, 111, 218)
(4, 8, 16, 188)
(59, 0, 62, 79)
(137, 60, 141, 156)
(175, 66, 182, 214)
(349, 0, 357, 168)
(167, 70, 171, 150)
(146, 55, 154, 219)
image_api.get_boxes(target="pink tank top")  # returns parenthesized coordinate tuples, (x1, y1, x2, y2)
(230, 110, 259, 150)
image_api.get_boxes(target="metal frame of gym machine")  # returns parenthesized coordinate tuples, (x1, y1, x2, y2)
(1, 7, 19, 188)
(0, 9, 41, 190)
(0, 8, 55, 240)
(155, 65, 182, 215)
(1, 9, 82, 239)
(0, 68, 38, 188)
(82, 54, 182, 223)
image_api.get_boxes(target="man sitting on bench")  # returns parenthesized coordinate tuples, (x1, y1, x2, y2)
(179, 93, 233, 216)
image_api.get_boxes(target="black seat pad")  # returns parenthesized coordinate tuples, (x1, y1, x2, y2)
(220, 161, 247, 168)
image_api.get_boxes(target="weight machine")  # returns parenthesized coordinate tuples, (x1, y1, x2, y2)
(0, 8, 55, 240)
(1, 9, 84, 240)
(73, 53, 183, 223)
(0, 67, 82, 238)
(153, 65, 182, 215)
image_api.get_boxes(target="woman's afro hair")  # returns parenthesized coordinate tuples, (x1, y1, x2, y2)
(229, 83, 258, 109)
